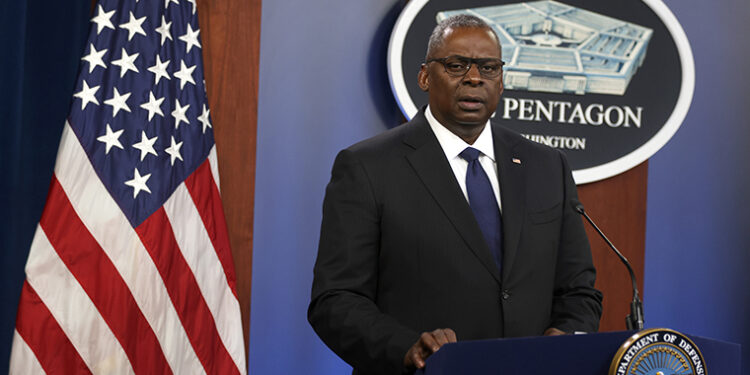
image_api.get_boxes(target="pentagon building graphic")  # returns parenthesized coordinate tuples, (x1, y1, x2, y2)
(437, 1, 653, 95)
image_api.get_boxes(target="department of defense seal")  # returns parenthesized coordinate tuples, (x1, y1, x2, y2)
(609, 328, 706, 375)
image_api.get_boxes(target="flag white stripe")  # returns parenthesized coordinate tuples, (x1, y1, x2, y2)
(25, 227, 133, 375)
(54, 122, 205, 375)
(164, 184, 246, 372)
(9, 330, 46, 375)
(208, 147, 221, 194)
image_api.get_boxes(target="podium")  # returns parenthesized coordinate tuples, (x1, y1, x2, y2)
(416, 331, 740, 374)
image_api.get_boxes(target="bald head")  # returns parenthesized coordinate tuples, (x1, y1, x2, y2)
(425, 14, 501, 60)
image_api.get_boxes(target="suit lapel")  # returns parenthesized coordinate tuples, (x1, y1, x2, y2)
(403, 113, 502, 285)
(492, 125, 526, 281)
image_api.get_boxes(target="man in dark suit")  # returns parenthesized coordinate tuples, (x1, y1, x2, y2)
(308, 15, 602, 375)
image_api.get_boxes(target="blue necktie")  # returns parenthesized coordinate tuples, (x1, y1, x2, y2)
(460, 147, 503, 273)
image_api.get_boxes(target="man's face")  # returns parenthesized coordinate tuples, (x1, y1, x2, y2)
(418, 27, 504, 129)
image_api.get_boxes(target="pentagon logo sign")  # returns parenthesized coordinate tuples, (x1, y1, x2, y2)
(438, 2, 653, 96)
(388, 0, 695, 184)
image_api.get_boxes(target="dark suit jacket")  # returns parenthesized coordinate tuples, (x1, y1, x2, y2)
(308, 109, 602, 374)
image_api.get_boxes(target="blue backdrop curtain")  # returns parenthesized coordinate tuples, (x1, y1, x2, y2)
(251, 0, 750, 373)
(0, 0, 89, 370)
(643, 0, 750, 366)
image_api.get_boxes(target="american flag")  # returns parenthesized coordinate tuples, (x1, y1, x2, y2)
(8, 0, 246, 374)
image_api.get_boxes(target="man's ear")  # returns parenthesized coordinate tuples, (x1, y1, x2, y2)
(418, 64, 429, 92)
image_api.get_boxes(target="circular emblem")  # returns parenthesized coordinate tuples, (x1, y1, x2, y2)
(609, 328, 707, 375)
(387, 0, 695, 184)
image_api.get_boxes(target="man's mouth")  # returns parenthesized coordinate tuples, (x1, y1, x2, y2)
(457, 96, 484, 110)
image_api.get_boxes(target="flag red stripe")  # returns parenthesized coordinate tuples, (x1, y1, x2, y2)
(184, 159, 239, 298)
(15, 281, 93, 375)
(40, 177, 172, 375)
(135, 206, 240, 375)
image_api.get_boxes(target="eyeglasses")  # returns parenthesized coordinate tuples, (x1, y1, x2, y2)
(425, 55, 505, 78)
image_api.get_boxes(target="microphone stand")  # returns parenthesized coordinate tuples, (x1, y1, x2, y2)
(572, 200, 644, 331)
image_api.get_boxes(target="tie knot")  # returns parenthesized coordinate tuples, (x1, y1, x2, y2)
(460, 147, 481, 162)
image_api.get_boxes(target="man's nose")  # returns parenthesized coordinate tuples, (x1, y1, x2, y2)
(462, 63, 483, 85)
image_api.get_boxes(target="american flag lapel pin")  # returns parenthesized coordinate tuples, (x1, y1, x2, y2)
(512, 158, 522, 164)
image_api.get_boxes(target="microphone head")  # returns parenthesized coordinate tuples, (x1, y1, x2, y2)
(570, 199, 585, 214)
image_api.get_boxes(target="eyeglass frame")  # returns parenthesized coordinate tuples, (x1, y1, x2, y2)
(424, 55, 505, 79)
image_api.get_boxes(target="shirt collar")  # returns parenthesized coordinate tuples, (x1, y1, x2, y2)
(425, 105, 495, 162)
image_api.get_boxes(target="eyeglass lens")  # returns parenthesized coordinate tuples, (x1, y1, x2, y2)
(443, 56, 503, 78)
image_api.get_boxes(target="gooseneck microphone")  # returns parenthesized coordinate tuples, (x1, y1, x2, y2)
(570, 199, 644, 331)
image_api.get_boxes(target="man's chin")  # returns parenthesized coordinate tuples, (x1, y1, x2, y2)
(454, 114, 489, 126)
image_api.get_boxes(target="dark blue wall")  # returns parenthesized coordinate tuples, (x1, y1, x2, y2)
(0, 1, 89, 371)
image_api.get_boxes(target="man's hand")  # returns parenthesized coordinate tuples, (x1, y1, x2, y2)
(544, 327, 566, 336)
(403, 328, 457, 370)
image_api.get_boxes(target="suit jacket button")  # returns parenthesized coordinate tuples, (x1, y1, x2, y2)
(502, 290, 510, 300)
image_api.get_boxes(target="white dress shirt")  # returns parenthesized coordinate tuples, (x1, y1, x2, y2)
(425, 106, 502, 212)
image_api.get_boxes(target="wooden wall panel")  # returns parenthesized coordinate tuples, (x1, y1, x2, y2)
(198, 0, 261, 352)
(578, 162, 648, 332)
